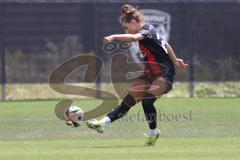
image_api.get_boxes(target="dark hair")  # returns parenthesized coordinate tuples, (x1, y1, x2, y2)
(119, 4, 144, 24)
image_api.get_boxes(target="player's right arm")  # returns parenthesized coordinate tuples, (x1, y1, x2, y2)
(103, 34, 144, 44)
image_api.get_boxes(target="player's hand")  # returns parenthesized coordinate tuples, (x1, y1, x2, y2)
(174, 58, 189, 69)
(103, 36, 114, 44)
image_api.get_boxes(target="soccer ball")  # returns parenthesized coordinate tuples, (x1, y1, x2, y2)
(64, 106, 84, 127)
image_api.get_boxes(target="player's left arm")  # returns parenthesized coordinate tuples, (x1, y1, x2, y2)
(103, 34, 144, 44)
(165, 41, 189, 69)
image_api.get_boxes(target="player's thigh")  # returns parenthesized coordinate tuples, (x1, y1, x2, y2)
(147, 77, 169, 99)
(128, 80, 150, 103)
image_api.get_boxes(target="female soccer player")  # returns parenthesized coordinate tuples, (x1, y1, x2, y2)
(87, 4, 188, 146)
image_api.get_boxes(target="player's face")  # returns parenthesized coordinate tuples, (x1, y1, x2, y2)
(122, 20, 139, 34)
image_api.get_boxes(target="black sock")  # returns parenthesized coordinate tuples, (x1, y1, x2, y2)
(107, 94, 136, 122)
(142, 93, 157, 129)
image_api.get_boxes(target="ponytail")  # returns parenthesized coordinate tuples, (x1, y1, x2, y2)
(119, 4, 144, 24)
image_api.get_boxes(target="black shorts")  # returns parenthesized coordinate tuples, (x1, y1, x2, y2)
(136, 70, 175, 94)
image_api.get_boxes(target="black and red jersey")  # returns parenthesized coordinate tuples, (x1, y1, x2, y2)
(137, 24, 175, 76)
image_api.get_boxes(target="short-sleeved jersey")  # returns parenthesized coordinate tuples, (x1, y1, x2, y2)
(137, 24, 175, 76)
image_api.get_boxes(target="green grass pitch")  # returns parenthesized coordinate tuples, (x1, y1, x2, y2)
(0, 98, 240, 160)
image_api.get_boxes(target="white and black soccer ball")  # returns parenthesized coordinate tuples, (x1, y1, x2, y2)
(64, 106, 84, 127)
